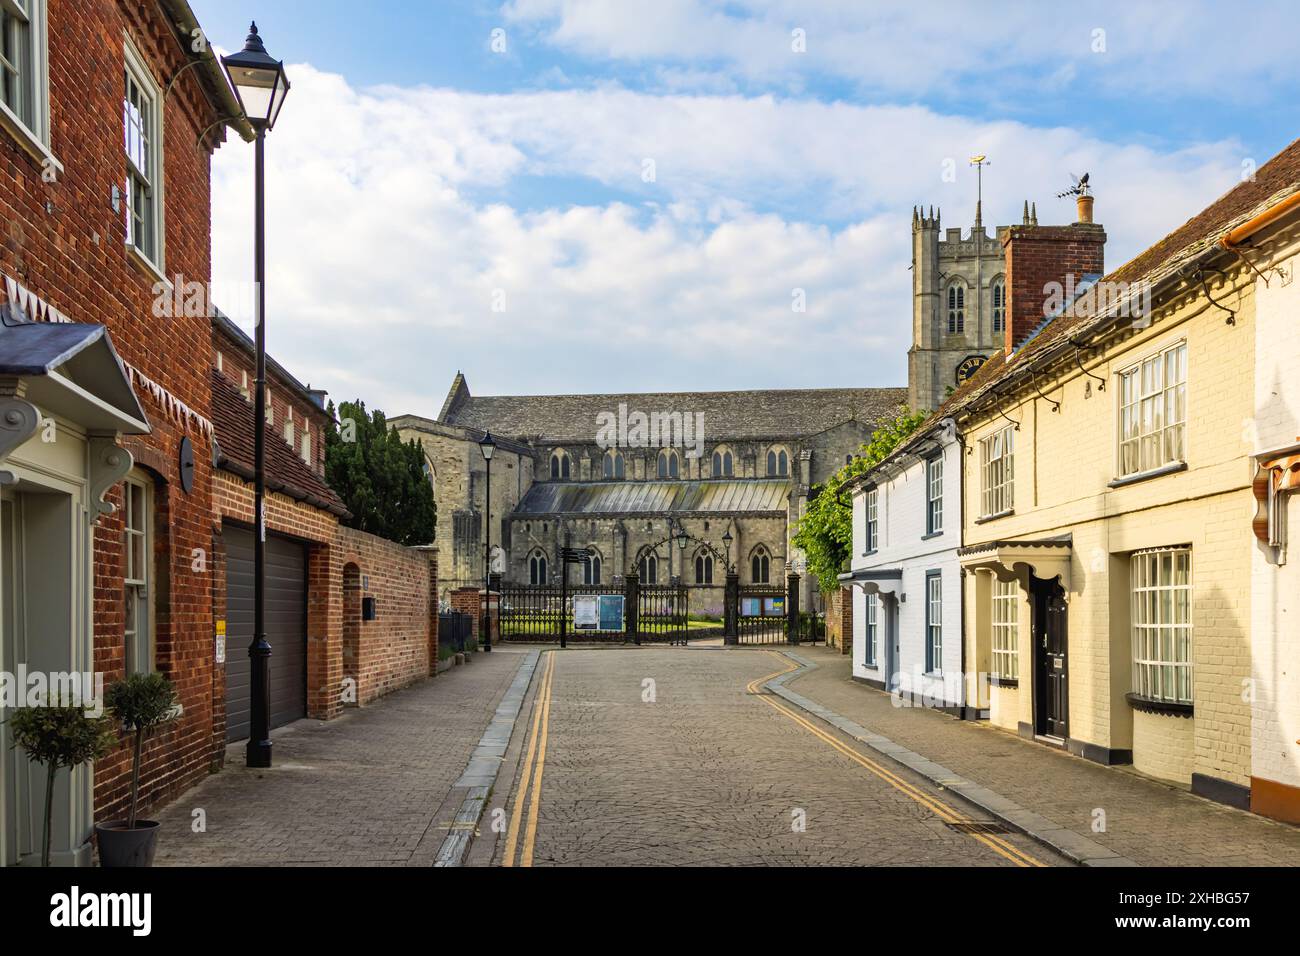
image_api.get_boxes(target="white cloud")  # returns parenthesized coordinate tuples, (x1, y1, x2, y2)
(210, 62, 1246, 419)
(501, 0, 1300, 101)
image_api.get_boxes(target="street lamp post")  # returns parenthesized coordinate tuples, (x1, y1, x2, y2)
(222, 22, 290, 769)
(478, 431, 496, 653)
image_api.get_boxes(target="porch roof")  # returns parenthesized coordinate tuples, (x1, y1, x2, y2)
(838, 567, 904, 598)
(0, 308, 149, 434)
(958, 537, 1073, 593)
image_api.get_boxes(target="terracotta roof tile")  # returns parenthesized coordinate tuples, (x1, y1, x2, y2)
(210, 369, 349, 517)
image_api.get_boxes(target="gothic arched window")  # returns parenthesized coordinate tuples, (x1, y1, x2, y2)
(751, 546, 771, 584)
(657, 450, 679, 479)
(694, 550, 714, 585)
(766, 448, 789, 477)
(583, 552, 602, 585)
(992, 278, 1006, 333)
(711, 448, 734, 477)
(550, 451, 572, 479)
(639, 552, 659, 584)
(603, 450, 624, 479)
(529, 550, 549, 586)
(947, 282, 965, 334)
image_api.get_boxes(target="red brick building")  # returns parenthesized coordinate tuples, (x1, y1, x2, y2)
(209, 314, 440, 739)
(0, 0, 255, 864)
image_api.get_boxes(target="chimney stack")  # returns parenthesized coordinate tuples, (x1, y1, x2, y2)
(1001, 197, 1106, 354)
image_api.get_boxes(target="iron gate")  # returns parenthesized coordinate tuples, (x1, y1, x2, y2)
(736, 586, 789, 645)
(499, 585, 624, 643)
(636, 584, 689, 645)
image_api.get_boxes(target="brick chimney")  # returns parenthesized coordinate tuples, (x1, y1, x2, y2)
(1001, 200, 1106, 353)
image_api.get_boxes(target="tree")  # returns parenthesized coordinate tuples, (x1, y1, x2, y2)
(8, 702, 115, 866)
(325, 399, 437, 546)
(793, 406, 929, 593)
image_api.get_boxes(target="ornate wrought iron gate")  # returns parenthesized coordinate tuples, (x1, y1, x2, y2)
(497, 581, 688, 644)
(736, 585, 789, 645)
(635, 584, 689, 645)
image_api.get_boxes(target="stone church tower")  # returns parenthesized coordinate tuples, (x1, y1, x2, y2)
(908, 202, 1036, 412)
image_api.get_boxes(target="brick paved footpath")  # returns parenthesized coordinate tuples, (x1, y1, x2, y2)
(784, 645, 1300, 866)
(153, 649, 530, 866)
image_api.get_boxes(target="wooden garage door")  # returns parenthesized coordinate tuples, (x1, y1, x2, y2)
(225, 525, 307, 743)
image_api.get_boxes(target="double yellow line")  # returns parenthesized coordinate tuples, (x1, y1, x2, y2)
(748, 654, 1046, 868)
(502, 651, 556, 867)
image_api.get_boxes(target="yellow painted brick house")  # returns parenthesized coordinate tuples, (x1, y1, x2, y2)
(949, 139, 1300, 810)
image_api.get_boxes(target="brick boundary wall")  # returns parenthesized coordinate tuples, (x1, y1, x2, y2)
(202, 471, 438, 780)
(823, 586, 853, 656)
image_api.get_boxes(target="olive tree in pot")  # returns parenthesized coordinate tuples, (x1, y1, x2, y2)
(95, 673, 178, 867)
(7, 701, 115, 866)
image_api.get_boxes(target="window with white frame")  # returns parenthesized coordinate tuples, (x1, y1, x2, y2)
(990, 577, 1019, 680)
(1118, 341, 1187, 477)
(980, 424, 1015, 517)
(925, 572, 942, 673)
(926, 455, 943, 534)
(864, 486, 879, 552)
(123, 42, 163, 268)
(864, 593, 878, 667)
(123, 473, 154, 674)
(1131, 547, 1192, 705)
(0, 0, 49, 145)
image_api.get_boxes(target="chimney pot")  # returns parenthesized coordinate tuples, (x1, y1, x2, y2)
(1076, 194, 1095, 224)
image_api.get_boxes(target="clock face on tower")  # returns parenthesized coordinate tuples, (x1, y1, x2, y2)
(956, 354, 988, 384)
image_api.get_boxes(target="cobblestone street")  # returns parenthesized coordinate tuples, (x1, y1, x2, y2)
(145, 643, 1300, 868)
(488, 647, 1069, 867)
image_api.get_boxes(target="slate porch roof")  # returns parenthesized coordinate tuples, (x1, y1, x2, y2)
(514, 478, 793, 516)
(441, 384, 908, 444)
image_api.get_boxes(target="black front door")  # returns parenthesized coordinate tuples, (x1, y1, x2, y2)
(1031, 576, 1069, 739)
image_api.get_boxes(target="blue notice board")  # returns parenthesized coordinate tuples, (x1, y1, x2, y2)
(598, 594, 625, 632)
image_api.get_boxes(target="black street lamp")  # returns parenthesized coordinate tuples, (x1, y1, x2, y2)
(478, 431, 497, 652)
(721, 529, 734, 572)
(222, 22, 290, 770)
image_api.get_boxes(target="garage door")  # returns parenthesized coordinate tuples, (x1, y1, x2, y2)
(224, 525, 307, 743)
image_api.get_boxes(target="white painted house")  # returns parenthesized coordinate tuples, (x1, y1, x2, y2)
(841, 418, 966, 712)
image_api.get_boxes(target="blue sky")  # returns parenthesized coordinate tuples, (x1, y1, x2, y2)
(192, 1, 1300, 417)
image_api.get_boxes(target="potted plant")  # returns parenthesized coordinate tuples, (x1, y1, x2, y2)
(7, 700, 115, 867)
(95, 672, 178, 867)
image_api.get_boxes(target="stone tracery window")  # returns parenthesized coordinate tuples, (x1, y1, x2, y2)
(947, 282, 965, 334)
